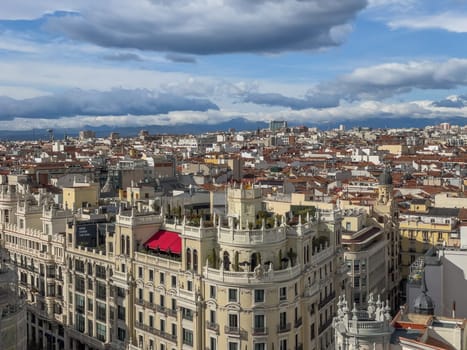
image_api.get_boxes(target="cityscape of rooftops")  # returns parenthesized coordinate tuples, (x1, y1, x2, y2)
(0, 1, 466, 350)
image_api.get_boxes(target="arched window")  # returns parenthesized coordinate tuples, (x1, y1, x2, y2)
(223, 251, 230, 271)
(193, 249, 198, 271)
(186, 248, 191, 270)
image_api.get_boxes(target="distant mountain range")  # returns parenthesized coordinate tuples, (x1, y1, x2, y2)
(0, 117, 465, 141)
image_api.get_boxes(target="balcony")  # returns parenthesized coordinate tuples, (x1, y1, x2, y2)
(225, 326, 241, 335)
(294, 317, 302, 328)
(277, 322, 291, 333)
(318, 291, 336, 309)
(135, 321, 156, 334)
(167, 308, 178, 318)
(252, 327, 268, 336)
(156, 304, 167, 315)
(206, 321, 219, 333)
(156, 330, 177, 343)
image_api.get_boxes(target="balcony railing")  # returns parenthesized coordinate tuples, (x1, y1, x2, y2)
(156, 304, 167, 315)
(135, 322, 177, 343)
(206, 321, 219, 333)
(277, 322, 291, 333)
(225, 326, 241, 335)
(319, 291, 336, 309)
(252, 327, 268, 335)
(167, 308, 178, 318)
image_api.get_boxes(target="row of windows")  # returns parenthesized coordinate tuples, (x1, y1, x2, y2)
(219, 284, 298, 303)
(135, 268, 178, 287)
(407, 230, 446, 241)
(72, 259, 108, 279)
(4, 233, 52, 254)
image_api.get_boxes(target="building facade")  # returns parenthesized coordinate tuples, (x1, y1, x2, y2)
(0, 181, 348, 350)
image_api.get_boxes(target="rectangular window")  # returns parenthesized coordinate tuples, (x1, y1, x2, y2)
(254, 314, 265, 329)
(138, 267, 143, 279)
(228, 288, 238, 302)
(279, 287, 287, 301)
(87, 298, 93, 312)
(117, 287, 126, 297)
(117, 305, 125, 320)
(96, 265, 106, 279)
(187, 280, 193, 291)
(254, 289, 264, 303)
(182, 328, 193, 346)
(96, 323, 106, 342)
(254, 344, 265, 350)
(75, 294, 84, 314)
(75, 314, 85, 332)
(206, 311, 214, 327)
(210, 337, 217, 350)
(117, 327, 126, 341)
(280, 339, 287, 350)
(279, 312, 287, 328)
(423, 231, 429, 242)
(182, 307, 193, 321)
(210, 285, 216, 298)
(75, 260, 85, 273)
(149, 269, 154, 281)
(228, 343, 238, 350)
(149, 315, 154, 328)
(96, 281, 106, 300)
(171, 275, 177, 288)
(160, 272, 165, 284)
(229, 314, 238, 328)
(96, 301, 106, 322)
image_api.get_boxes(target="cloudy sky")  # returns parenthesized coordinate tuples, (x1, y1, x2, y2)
(1, 0, 467, 130)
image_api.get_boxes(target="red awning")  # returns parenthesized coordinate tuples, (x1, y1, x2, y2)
(145, 230, 181, 254)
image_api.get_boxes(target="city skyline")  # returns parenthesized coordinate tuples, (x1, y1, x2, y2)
(0, 1, 467, 131)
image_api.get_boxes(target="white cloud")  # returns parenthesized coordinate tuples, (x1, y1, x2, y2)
(0, 98, 465, 131)
(389, 12, 467, 33)
(0, 1, 76, 20)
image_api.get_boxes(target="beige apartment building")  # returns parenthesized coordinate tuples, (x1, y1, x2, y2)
(0, 181, 347, 350)
(129, 185, 347, 350)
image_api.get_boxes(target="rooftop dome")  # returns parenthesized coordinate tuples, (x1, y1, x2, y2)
(414, 270, 434, 315)
(379, 169, 393, 185)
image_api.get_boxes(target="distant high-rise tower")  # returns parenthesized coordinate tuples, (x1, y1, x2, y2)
(269, 120, 287, 132)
